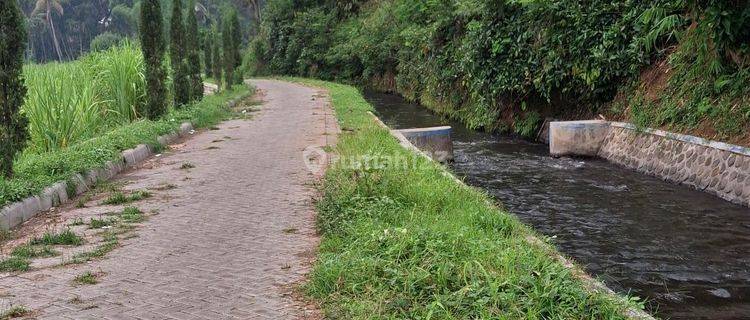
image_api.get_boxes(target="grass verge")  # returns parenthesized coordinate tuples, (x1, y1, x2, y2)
(0, 85, 252, 208)
(0, 305, 29, 319)
(289, 78, 645, 319)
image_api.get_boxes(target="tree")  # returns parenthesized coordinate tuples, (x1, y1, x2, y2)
(140, 0, 168, 120)
(0, 0, 30, 178)
(204, 31, 213, 78)
(32, 0, 65, 61)
(170, 0, 190, 107)
(212, 28, 223, 90)
(186, 0, 203, 101)
(240, 0, 262, 34)
(230, 11, 243, 85)
(222, 16, 234, 88)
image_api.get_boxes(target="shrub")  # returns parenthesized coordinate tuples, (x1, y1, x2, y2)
(212, 27, 223, 89)
(222, 13, 236, 87)
(140, 0, 168, 120)
(186, 0, 204, 101)
(0, 0, 30, 178)
(90, 32, 123, 52)
(170, 0, 191, 107)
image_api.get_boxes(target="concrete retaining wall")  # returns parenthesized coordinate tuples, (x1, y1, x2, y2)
(599, 123, 750, 206)
(549, 120, 750, 206)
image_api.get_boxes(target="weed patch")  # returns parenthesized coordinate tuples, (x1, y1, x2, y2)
(101, 190, 151, 205)
(120, 207, 145, 223)
(89, 217, 117, 229)
(0, 257, 30, 272)
(11, 245, 58, 259)
(68, 233, 119, 265)
(31, 229, 83, 246)
(74, 271, 101, 285)
(0, 305, 29, 319)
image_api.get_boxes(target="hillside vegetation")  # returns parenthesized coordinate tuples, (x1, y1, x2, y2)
(249, 0, 750, 142)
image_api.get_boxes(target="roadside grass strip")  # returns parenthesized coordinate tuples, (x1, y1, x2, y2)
(290, 78, 645, 319)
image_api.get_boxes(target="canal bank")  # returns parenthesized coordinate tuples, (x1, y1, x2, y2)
(366, 90, 750, 320)
(289, 79, 646, 319)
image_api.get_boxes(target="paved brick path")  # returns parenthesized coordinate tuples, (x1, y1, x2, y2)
(0, 80, 336, 319)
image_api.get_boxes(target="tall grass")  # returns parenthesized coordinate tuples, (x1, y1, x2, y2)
(23, 44, 148, 152)
(24, 63, 102, 152)
(88, 42, 147, 124)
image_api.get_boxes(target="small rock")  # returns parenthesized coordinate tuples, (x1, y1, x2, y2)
(708, 288, 731, 299)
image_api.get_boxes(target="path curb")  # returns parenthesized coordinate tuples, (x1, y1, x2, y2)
(0, 122, 193, 231)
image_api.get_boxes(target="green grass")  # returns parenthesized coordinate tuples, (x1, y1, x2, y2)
(73, 271, 100, 285)
(0, 305, 29, 319)
(101, 190, 151, 205)
(288, 78, 643, 319)
(0, 84, 252, 208)
(69, 232, 119, 264)
(0, 257, 30, 272)
(11, 244, 58, 259)
(30, 229, 84, 246)
(120, 207, 145, 223)
(89, 217, 117, 229)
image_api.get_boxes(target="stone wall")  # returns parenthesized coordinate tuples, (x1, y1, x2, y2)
(598, 123, 750, 206)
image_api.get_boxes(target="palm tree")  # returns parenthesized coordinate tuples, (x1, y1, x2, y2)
(32, 0, 65, 61)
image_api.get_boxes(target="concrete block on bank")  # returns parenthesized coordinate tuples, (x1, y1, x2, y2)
(179, 122, 194, 137)
(85, 168, 99, 185)
(1, 202, 24, 230)
(550, 120, 611, 157)
(53, 182, 69, 205)
(37, 190, 54, 212)
(396, 126, 454, 163)
(123, 144, 152, 167)
(0, 207, 9, 230)
(122, 148, 137, 166)
(157, 132, 179, 145)
(21, 197, 41, 221)
(71, 174, 89, 195)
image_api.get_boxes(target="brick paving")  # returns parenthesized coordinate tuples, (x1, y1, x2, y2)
(0, 80, 337, 319)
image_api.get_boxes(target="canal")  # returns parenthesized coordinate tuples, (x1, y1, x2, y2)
(366, 91, 750, 320)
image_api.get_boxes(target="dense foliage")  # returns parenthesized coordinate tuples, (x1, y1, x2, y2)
(18, 0, 262, 63)
(611, 1, 750, 141)
(0, 0, 30, 177)
(252, 0, 750, 139)
(170, 0, 191, 107)
(186, 0, 204, 101)
(212, 28, 224, 88)
(222, 14, 236, 87)
(204, 30, 213, 78)
(140, 0, 168, 120)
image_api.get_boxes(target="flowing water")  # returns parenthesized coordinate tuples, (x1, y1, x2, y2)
(365, 91, 750, 320)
